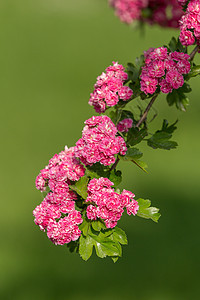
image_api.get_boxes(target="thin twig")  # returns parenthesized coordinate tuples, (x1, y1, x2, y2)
(189, 45, 199, 61)
(110, 157, 120, 171)
(136, 94, 159, 128)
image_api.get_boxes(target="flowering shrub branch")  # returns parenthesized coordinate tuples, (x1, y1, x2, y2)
(33, 0, 200, 262)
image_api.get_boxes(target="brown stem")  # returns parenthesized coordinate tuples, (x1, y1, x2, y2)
(110, 157, 120, 171)
(136, 94, 159, 128)
(189, 45, 199, 61)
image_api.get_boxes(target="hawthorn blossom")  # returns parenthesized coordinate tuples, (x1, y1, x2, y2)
(179, 0, 200, 46)
(35, 146, 85, 193)
(33, 146, 85, 245)
(109, 0, 148, 24)
(117, 118, 133, 132)
(89, 62, 133, 113)
(47, 211, 83, 245)
(75, 115, 127, 166)
(140, 47, 191, 95)
(86, 177, 139, 228)
(109, 0, 183, 28)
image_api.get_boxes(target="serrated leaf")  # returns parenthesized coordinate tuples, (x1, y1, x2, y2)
(86, 163, 109, 179)
(119, 147, 143, 161)
(112, 256, 119, 263)
(92, 235, 121, 258)
(131, 159, 148, 173)
(79, 218, 90, 236)
(187, 65, 200, 79)
(135, 55, 144, 69)
(127, 127, 148, 146)
(161, 119, 178, 134)
(109, 169, 122, 187)
(137, 198, 161, 223)
(69, 176, 89, 199)
(91, 220, 105, 232)
(67, 241, 78, 253)
(147, 131, 178, 150)
(127, 62, 139, 82)
(168, 37, 177, 52)
(79, 235, 94, 261)
(112, 227, 128, 245)
(166, 88, 189, 112)
(109, 109, 122, 124)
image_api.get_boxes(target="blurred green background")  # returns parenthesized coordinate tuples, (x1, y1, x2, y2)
(1, 1, 200, 299)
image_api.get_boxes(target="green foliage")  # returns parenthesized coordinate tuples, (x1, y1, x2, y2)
(166, 83, 190, 112)
(69, 176, 89, 199)
(147, 119, 178, 150)
(78, 217, 128, 262)
(127, 127, 148, 146)
(131, 158, 148, 173)
(186, 64, 200, 80)
(137, 198, 161, 222)
(109, 169, 122, 187)
(127, 55, 145, 100)
(119, 147, 143, 161)
(167, 36, 186, 53)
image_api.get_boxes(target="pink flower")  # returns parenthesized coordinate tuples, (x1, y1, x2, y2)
(47, 212, 83, 245)
(166, 69, 184, 89)
(34, 146, 85, 245)
(110, 0, 183, 29)
(33, 200, 61, 231)
(179, 0, 200, 46)
(140, 47, 191, 95)
(89, 62, 133, 113)
(86, 178, 138, 228)
(75, 116, 127, 166)
(117, 118, 133, 132)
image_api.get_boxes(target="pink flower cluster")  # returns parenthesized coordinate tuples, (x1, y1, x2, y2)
(86, 178, 139, 228)
(178, 0, 188, 6)
(140, 47, 191, 95)
(147, 0, 183, 29)
(33, 147, 85, 245)
(75, 116, 127, 166)
(89, 62, 133, 113)
(109, 0, 148, 24)
(117, 118, 133, 132)
(109, 0, 183, 28)
(179, 0, 200, 46)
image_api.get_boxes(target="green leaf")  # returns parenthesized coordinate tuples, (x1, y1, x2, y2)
(137, 198, 161, 223)
(79, 218, 90, 236)
(135, 55, 144, 69)
(131, 158, 148, 173)
(67, 241, 78, 253)
(166, 88, 189, 112)
(112, 256, 119, 263)
(79, 235, 94, 261)
(127, 127, 148, 146)
(161, 119, 178, 134)
(86, 163, 109, 179)
(187, 65, 200, 79)
(168, 37, 177, 52)
(167, 36, 186, 53)
(69, 176, 89, 199)
(147, 120, 178, 150)
(91, 234, 122, 258)
(127, 62, 139, 82)
(91, 220, 106, 232)
(112, 227, 128, 245)
(119, 147, 143, 161)
(109, 169, 122, 187)
(109, 109, 122, 124)
(147, 131, 178, 150)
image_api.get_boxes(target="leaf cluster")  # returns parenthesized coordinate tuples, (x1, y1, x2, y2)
(79, 217, 127, 262)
